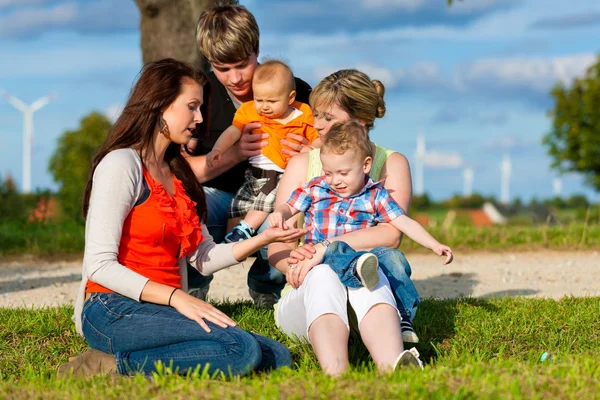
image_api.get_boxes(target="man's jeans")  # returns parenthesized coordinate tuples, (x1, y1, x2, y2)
(82, 292, 292, 376)
(322, 241, 420, 321)
(187, 187, 286, 295)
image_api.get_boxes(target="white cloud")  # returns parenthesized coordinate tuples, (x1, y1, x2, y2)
(361, 0, 425, 11)
(0, 45, 140, 77)
(0, 0, 138, 39)
(0, 0, 52, 7)
(424, 151, 464, 168)
(456, 53, 597, 94)
(0, 3, 76, 38)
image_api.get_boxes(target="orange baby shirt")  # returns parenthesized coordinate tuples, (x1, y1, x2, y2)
(232, 101, 319, 169)
(86, 167, 204, 293)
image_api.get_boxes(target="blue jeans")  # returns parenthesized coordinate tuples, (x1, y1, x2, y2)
(322, 241, 420, 321)
(82, 292, 292, 376)
(187, 187, 286, 296)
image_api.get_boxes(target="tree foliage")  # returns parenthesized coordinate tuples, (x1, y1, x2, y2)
(48, 112, 111, 220)
(543, 57, 600, 191)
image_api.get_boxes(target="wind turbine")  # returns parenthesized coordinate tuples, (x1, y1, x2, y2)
(463, 167, 473, 197)
(500, 153, 511, 204)
(414, 133, 426, 196)
(1, 90, 54, 193)
(552, 177, 562, 197)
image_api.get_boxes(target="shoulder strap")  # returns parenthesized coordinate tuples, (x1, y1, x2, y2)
(370, 144, 394, 181)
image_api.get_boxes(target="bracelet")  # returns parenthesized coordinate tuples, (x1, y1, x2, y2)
(167, 288, 178, 306)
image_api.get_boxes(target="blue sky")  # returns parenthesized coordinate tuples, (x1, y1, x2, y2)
(0, 0, 599, 202)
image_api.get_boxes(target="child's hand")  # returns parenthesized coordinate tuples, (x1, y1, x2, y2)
(268, 212, 287, 230)
(434, 245, 454, 265)
(206, 149, 222, 169)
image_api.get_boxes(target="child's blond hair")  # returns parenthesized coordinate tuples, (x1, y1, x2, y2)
(253, 59, 296, 93)
(196, 3, 259, 64)
(321, 121, 374, 160)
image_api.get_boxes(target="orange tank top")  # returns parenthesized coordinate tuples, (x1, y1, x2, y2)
(86, 167, 203, 293)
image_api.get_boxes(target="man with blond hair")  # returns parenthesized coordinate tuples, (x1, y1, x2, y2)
(187, 3, 312, 308)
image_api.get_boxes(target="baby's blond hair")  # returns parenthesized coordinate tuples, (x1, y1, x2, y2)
(253, 60, 296, 93)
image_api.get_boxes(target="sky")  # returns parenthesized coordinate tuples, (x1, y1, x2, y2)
(0, 0, 599, 202)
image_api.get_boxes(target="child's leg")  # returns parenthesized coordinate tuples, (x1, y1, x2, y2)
(370, 247, 420, 343)
(243, 210, 269, 230)
(323, 241, 379, 290)
(226, 217, 242, 233)
(225, 171, 259, 243)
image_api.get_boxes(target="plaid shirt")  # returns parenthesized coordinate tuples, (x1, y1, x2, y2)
(287, 175, 404, 244)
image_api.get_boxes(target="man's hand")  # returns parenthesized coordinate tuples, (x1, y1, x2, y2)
(268, 211, 288, 230)
(238, 122, 268, 159)
(281, 133, 312, 157)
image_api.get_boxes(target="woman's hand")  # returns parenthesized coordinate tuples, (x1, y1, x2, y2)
(281, 133, 312, 157)
(169, 289, 236, 333)
(261, 226, 310, 244)
(286, 243, 326, 288)
(238, 122, 268, 159)
(287, 242, 320, 264)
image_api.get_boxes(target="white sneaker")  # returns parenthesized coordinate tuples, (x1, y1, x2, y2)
(356, 253, 379, 290)
(393, 347, 424, 370)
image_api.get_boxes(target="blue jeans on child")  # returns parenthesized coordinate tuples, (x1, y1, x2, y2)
(82, 292, 292, 376)
(322, 241, 420, 321)
(186, 187, 286, 296)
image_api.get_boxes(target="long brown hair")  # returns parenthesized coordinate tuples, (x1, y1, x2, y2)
(82, 58, 208, 222)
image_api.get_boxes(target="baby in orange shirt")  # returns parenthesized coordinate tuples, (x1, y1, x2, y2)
(207, 60, 321, 242)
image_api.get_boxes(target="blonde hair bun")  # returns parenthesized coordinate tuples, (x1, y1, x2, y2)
(371, 80, 386, 119)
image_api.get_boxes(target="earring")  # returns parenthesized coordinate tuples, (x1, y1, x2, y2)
(159, 114, 171, 139)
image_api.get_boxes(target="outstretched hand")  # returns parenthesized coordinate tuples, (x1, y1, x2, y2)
(170, 289, 237, 333)
(434, 245, 454, 265)
(261, 225, 310, 244)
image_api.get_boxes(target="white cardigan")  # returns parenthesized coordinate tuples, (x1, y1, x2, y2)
(73, 148, 238, 336)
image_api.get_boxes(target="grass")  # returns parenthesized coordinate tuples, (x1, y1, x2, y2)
(0, 220, 84, 257)
(2, 297, 600, 399)
(400, 223, 600, 252)
(0, 220, 598, 258)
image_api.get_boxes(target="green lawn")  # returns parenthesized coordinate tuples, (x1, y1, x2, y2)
(2, 297, 600, 399)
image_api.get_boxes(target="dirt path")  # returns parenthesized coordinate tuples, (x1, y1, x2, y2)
(1, 251, 599, 308)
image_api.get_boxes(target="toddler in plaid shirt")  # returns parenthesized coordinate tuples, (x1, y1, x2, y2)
(269, 121, 453, 306)
(207, 60, 321, 243)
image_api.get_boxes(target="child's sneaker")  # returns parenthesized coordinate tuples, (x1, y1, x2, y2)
(224, 220, 256, 243)
(355, 253, 379, 290)
(401, 320, 420, 343)
(393, 347, 424, 370)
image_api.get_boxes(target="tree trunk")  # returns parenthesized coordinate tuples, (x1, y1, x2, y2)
(135, 0, 224, 72)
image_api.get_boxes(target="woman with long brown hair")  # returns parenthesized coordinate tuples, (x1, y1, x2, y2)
(60, 59, 307, 377)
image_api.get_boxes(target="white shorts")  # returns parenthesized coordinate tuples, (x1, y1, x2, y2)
(274, 264, 400, 342)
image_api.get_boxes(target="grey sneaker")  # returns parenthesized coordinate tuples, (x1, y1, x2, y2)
(401, 320, 420, 343)
(249, 288, 279, 310)
(393, 347, 424, 370)
(188, 286, 209, 301)
(355, 253, 379, 290)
